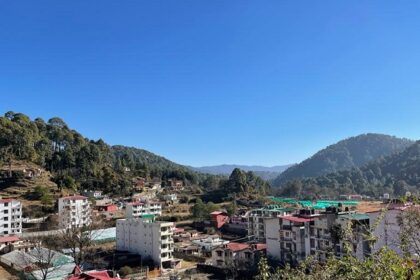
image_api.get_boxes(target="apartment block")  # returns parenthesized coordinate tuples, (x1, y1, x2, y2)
(246, 205, 294, 241)
(0, 199, 22, 235)
(125, 201, 162, 218)
(265, 207, 371, 264)
(116, 218, 176, 268)
(58, 195, 92, 229)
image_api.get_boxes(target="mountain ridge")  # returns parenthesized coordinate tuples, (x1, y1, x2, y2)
(272, 133, 413, 186)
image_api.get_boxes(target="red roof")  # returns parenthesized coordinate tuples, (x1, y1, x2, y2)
(254, 243, 267, 251)
(61, 195, 87, 201)
(0, 198, 14, 203)
(174, 227, 185, 233)
(280, 216, 314, 223)
(0, 236, 20, 243)
(210, 211, 227, 216)
(226, 242, 250, 252)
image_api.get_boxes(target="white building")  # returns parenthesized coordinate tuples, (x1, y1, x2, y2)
(81, 190, 102, 199)
(125, 201, 162, 218)
(191, 235, 229, 252)
(58, 195, 91, 229)
(246, 205, 293, 241)
(163, 194, 178, 203)
(116, 218, 176, 268)
(0, 199, 22, 235)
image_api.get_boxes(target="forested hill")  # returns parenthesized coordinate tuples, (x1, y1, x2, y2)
(278, 140, 420, 199)
(0, 111, 211, 194)
(272, 133, 413, 186)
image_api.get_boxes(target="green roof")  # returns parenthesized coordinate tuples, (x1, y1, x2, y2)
(141, 214, 155, 219)
(270, 197, 359, 209)
(339, 213, 369, 221)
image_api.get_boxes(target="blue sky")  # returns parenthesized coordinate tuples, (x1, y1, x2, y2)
(1, 1, 420, 166)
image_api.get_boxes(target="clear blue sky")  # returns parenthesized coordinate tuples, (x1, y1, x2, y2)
(1, 1, 420, 166)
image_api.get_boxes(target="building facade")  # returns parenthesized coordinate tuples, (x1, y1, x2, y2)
(211, 242, 266, 269)
(246, 205, 293, 241)
(58, 195, 92, 229)
(116, 218, 175, 268)
(125, 201, 162, 218)
(0, 199, 22, 235)
(265, 208, 371, 264)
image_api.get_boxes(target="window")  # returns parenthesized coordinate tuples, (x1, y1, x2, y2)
(4, 210, 8, 214)
(217, 251, 223, 257)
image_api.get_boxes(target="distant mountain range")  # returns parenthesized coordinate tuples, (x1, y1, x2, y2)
(272, 133, 414, 189)
(191, 164, 294, 180)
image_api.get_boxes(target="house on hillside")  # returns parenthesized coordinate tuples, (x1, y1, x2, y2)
(210, 211, 229, 229)
(211, 242, 266, 269)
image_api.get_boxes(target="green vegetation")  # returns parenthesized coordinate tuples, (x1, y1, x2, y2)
(276, 140, 420, 199)
(191, 198, 219, 221)
(0, 112, 218, 195)
(256, 249, 419, 280)
(273, 133, 413, 186)
(202, 168, 270, 202)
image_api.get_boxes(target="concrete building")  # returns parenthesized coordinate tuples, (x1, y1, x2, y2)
(246, 205, 294, 241)
(116, 218, 176, 268)
(265, 207, 371, 264)
(0, 199, 22, 235)
(265, 209, 318, 263)
(191, 235, 229, 253)
(211, 242, 266, 269)
(125, 201, 162, 218)
(58, 195, 91, 229)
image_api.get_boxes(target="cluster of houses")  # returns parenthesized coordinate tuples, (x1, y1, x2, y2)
(0, 184, 418, 279)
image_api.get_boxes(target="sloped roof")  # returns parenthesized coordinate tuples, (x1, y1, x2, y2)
(226, 242, 250, 252)
(0, 236, 20, 243)
(280, 216, 314, 223)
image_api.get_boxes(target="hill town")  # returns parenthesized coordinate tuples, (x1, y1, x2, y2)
(0, 112, 419, 279)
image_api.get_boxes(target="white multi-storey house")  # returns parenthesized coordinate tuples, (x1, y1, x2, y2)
(58, 195, 91, 229)
(246, 205, 294, 241)
(0, 199, 22, 235)
(116, 218, 176, 268)
(125, 201, 162, 218)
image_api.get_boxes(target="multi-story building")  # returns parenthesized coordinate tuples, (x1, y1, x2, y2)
(309, 208, 370, 262)
(0, 199, 22, 235)
(265, 209, 318, 263)
(211, 242, 266, 269)
(265, 207, 371, 264)
(58, 195, 92, 229)
(125, 200, 162, 218)
(246, 205, 294, 241)
(116, 218, 176, 268)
